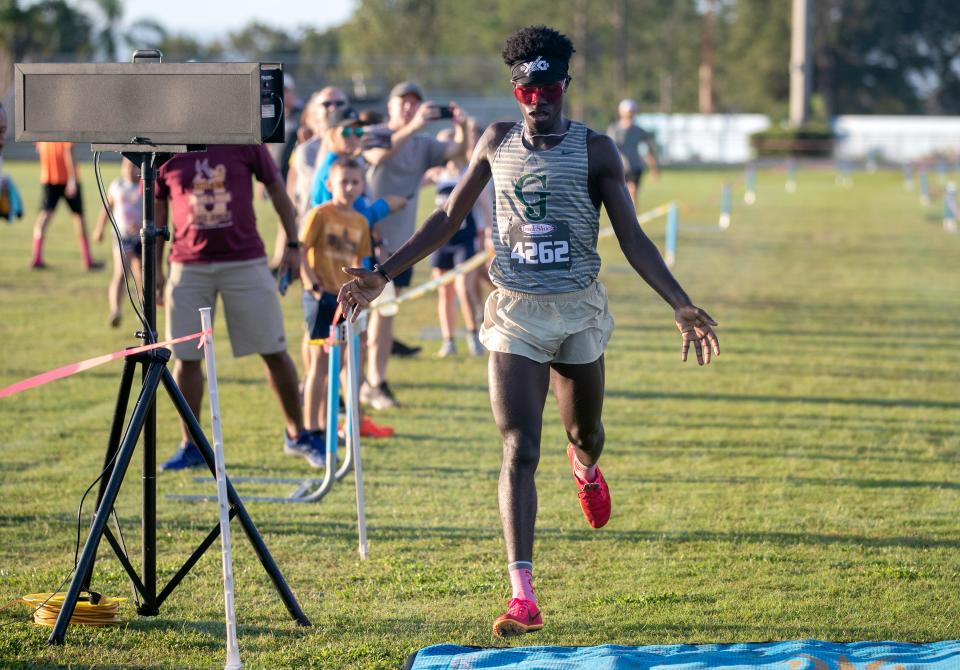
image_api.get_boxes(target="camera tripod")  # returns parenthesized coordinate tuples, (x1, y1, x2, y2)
(47, 149, 310, 645)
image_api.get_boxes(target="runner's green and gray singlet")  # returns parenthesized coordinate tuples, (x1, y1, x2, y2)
(489, 121, 601, 294)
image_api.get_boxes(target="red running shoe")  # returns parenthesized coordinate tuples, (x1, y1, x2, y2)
(566, 444, 611, 528)
(338, 415, 396, 439)
(492, 598, 543, 636)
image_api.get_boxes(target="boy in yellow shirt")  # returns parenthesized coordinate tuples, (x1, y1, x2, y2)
(299, 157, 373, 455)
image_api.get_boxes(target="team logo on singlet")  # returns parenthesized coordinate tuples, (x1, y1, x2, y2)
(514, 173, 550, 222)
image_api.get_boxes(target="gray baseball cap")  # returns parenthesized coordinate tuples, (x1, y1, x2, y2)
(389, 80, 424, 100)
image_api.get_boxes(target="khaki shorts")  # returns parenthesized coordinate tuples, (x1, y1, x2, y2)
(479, 281, 614, 364)
(165, 258, 287, 361)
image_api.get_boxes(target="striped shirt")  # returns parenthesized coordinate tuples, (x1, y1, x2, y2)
(489, 121, 600, 294)
(36, 142, 73, 185)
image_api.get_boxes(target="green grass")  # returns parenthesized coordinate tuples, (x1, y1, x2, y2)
(0, 158, 958, 669)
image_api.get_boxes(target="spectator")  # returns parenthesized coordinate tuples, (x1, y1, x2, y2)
(425, 123, 488, 358)
(154, 144, 318, 470)
(359, 80, 468, 409)
(606, 99, 660, 205)
(31, 142, 103, 270)
(288, 86, 349, 220)
(309, 107, 406, 219)
(304, 106, 402, 438)
(268, 86, 350, 269)
(93, 157, 142, 328)
(0, 104, 23, 223)
(299, 157, 373, 453)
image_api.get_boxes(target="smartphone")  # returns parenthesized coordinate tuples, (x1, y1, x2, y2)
(278, 268, 292, 295)
(360, 127, 392, 150)
(435, 106, 455, 120)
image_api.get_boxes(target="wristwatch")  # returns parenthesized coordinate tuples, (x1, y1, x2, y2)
(286, 241, 301, 249)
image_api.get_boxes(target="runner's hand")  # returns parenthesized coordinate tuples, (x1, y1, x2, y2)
(674, 305, 719, 365)
(338, 267, 387, 321)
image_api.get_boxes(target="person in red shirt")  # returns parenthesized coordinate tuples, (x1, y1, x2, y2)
(31, 141, 102, 270)
(154, 144, 316, 470)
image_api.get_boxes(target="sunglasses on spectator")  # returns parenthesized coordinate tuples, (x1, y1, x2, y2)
(321, 100, 347, 108)
(512, 80, 567, 105)
(340, 126, 365, 138)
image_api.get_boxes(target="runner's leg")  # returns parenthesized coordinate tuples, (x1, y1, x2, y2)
(551, 355, 605, 466)
(489, 351, 551, 563)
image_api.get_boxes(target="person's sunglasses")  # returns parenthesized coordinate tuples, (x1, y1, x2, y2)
(512, 80, 567, 105)
(340, 126, 365, 138)
(321, 99, 347, 108)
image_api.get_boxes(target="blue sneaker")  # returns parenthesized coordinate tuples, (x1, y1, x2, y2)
(283, 430, 326, 469)
(160, 441, 205, 471)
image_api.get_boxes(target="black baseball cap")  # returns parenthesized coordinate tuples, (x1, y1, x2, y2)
(329, 106, 361, 127)
(389, 81, 424, 101)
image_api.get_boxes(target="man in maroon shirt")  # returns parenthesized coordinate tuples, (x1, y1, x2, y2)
(155, 145, 319, 469)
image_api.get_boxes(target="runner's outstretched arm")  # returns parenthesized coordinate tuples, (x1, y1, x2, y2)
(590, 132, 720, 365)
(337, 124, 504, 314)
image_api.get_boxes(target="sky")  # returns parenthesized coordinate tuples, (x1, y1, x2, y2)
(122, 0, 356, 39)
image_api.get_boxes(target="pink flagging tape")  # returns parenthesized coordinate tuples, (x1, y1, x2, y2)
(0, 329, 212, 399)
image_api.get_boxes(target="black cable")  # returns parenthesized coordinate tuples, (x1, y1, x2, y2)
(111, 508, 141, 608)
(268, 91, 284, 139)
(93, 152, 150, 339)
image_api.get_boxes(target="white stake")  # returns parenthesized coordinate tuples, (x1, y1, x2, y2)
(344, 313, 368, 559)
(199, 307, 242, 670)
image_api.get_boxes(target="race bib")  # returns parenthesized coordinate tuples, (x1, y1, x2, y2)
(508, 220, 572, 271)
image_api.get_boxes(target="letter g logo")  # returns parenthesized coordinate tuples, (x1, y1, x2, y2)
(514, 173, 550, 222)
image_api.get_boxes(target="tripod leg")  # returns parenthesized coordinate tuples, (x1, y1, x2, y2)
(81, 356, 138, 592)
(160, 368, 312, 626)
(141, 364, 159, 614)
(48, 359, 167, 645)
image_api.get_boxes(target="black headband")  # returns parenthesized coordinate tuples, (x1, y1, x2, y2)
(510, 56, 568, 85)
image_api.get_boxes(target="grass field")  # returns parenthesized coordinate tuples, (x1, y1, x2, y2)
(1, 158, 958, 669)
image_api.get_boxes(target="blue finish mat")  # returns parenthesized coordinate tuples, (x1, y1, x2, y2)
(405, 640, 960, 669)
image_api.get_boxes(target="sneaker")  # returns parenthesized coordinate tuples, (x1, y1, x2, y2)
(566, 445, 611, 528)
(466, 330, 483, 357)
(160, 441, 205, 471)
(283, 429, 326, 468)
(86, 260, 105, 272)
(391, 339, 422, 358)
(362, 381, 399, 410)
(31, 261, 48, 270)
(359, 381, 375, 407)
(492, 598, 543, 636)
(340, 415, 396, 439)
(108, 312, 122, 328)
(436, 339, 457, 358)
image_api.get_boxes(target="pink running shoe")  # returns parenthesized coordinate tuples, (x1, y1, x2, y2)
(566, 444, 611, 528)
(492, 598, 543, 636)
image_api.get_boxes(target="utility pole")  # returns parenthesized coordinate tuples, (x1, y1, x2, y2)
(698, 0, 715, 114)
(612, 0, 627, 99)
(789, 0, 812, 127)
(571, 0, 588, 120)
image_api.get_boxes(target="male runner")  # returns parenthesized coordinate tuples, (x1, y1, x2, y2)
(336, 25, 719, 636)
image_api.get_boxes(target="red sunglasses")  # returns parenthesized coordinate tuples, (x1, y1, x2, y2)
(512, 80, 567, 105)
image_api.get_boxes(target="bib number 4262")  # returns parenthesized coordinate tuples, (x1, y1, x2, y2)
(511, 240, 569, 266)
